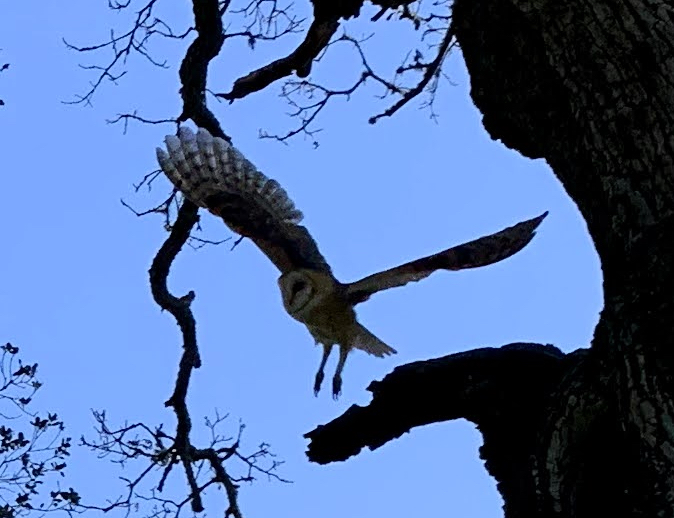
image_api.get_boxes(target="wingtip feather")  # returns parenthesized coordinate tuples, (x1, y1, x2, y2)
(156, 126, 304, 225)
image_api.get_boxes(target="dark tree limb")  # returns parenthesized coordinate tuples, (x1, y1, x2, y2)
(149, 201, 201, 371)
(222, 0, 454, 140)
(218, 0, 425, 102)
(305, 342, 635, 517)
(218, 14, 340, 101)
(305, 343, 574, 464)
(306, 343, 604, 518)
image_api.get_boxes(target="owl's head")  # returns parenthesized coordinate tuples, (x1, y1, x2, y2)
(278, 269, 335, 320)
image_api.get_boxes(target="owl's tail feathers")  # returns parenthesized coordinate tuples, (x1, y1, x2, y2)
(156, 126, 303, 225)
(351, 324, 397, 357)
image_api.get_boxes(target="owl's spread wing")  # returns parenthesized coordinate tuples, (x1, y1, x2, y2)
(344, 212, 548, 305)
(156, 127, 332, 275)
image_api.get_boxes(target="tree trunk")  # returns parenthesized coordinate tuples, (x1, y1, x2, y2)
(306, 1, 674, 516)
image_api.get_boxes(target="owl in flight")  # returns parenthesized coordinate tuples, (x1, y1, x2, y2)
(156, 127, 547, 399)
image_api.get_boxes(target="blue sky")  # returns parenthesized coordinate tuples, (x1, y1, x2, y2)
(1, 2, 602, 517)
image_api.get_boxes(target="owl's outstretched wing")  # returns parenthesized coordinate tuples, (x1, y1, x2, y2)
(156, 127, 332, 275)
(344, 212, 548, 305)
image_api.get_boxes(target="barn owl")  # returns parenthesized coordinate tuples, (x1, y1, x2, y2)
(156, 127, 547, 398)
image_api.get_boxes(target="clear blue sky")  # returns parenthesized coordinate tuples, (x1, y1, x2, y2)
(1, 2, 602, 517)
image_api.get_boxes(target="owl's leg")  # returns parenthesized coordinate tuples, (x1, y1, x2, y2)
(314, 343, 332, 396)
(332, 346, 350, 400)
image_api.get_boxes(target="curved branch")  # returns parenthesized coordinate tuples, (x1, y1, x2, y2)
(218, 0, 389, 101)
(218, 16, 339, 101)
(149, 201, 201, 370)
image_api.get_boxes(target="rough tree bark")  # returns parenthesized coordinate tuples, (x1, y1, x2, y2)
(306, 1, 674, 516)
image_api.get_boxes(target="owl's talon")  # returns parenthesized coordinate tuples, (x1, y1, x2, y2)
(332, 374, 342, 399)
(314, 370, 324, 396)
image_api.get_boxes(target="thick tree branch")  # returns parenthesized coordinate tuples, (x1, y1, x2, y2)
(306, 344, 596, 517)
(305, 343, 578, 463)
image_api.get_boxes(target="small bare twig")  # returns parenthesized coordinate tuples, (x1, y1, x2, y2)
(64, 0, 186, 105)
(253, 2, 454, 141)
(79, 410, 288, 518)
(107, 112, 178, 134)
(259, 33, 404, 142)
(369, 22, 455, 124)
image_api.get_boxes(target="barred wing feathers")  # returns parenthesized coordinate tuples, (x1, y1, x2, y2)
(156, 127, 332, 274)
(345, 212, 548, 305)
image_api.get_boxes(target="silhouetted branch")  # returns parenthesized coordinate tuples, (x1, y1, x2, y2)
(217, 0, 383, 102)
(66, 0, 301, 112)
(369, 21, 455, 124)
(253, 3, 454, 141)
(107, 112, 178, 134)
(224, 0, 303, 46)
(218, 16, 340, 101)
(259, 33, 403, 143)
(305, 343, 580, 464)
(66, 0, 454, 141)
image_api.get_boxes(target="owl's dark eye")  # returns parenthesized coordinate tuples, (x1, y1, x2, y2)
(290, 280, 307, 299)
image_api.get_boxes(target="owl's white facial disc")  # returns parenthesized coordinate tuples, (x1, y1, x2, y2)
(279, 271, 315, 316)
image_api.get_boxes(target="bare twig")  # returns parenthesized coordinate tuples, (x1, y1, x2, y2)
(259, 33, 403, 142)
(369, 22, 455, 124)
(64, 0, 190, 105)
(107, 112, 178, 134)
(254, 3, 454, 141)
(79, 410, 287, 518)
